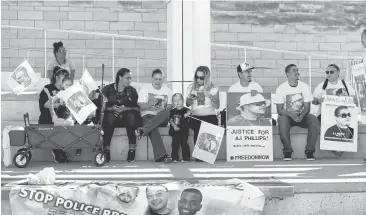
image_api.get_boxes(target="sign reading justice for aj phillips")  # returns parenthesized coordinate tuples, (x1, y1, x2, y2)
(226, 127, 273, 161)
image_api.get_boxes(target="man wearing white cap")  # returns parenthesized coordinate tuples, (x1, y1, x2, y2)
(274, 64, 319, 161)
(228, 62, 263, 94)
(227, 93, 271, 126)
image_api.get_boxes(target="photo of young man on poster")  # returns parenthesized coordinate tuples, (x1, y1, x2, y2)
(177, 188, 203, 215)
(324, 106, 354, 142)
(227, 93, 271, 126)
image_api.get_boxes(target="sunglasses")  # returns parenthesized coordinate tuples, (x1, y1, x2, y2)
(58, 49, 67, 53)
(195, 76, 204, 80)
(325, 71, 336, 75)
(338, 113, 351, 118)
(251, 101, 266, 106)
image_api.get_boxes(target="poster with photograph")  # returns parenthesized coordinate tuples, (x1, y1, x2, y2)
(7, 59, 39, 95)
(79, 69, 98, 96)
(147, 93, 168, 109)
(226, 92, 273, 162)
(192, 121, 225, 164)
(351, 62, 366, 123)
(8, 180, 265, 215)
(58, 83, 97, 125)
(320, 95, 358, 152)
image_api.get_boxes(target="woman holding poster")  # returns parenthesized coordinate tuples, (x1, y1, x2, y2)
(186, 66, 220, 161)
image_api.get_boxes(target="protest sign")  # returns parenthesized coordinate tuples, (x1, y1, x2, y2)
(8, 180, 265, 215)
(79, 69, 98, 95)
(226, 92, 273, 161)
(320, 95, 358, 152)
(58, 83, 97, 125)
(352, 62, 366, 123)
(7, 59, 39, 95)
(192, 121, 225, 164)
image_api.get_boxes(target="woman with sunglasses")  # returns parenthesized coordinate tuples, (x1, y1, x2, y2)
(324, 106, 354, 142)
(186, 66, 220, 161)
(46, 41, 76, 81)
(313, 63, 356, 122)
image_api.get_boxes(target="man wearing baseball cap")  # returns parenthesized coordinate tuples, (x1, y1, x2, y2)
(228, 62, 263, 94)
(227, 93, 271, 126)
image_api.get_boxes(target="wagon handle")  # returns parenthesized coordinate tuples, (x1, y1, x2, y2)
(23, 113, 30, 126)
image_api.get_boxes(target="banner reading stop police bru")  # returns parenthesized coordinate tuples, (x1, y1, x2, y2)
(226, 92, 273, 161)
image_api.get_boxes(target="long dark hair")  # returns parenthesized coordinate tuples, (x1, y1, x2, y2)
(51, 66, 69, 84)
(322, 64, 349, 95)
(53, 41, 63, 58)
(115, 68, 131, 92)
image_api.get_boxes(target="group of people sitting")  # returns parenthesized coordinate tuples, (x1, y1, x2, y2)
(38, 30, 366, 163)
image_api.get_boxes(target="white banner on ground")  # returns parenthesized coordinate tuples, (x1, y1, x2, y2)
(8, 180, 265, 215)
(58, 83, 97, 125)
(7, 59, 39, 95)
(226, 92, 273, 161)
(192, 121, 225, 164)
(320, 95, 358, 152)
(79, 69, 98, 95)
(351, 62, 366, 123)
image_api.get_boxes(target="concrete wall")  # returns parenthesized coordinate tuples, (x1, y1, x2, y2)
(210, 1, 366, 92)
(1, 0, 167, 82)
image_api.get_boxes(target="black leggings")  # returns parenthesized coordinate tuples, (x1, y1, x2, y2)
(189, 115, 219, 145)
(102, 110, 142, 147)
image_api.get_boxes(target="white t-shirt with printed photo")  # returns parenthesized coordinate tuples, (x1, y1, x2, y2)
(227, 81, 263, 93)
(274, 81, 313, 114)
(186, 84, 219, 116)
(313, 80, 355, 116)
(138, 83, 172, 117)
(47, 58, 75, 74)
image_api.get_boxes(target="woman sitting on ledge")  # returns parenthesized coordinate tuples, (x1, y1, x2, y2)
(101, 68, 141, 163)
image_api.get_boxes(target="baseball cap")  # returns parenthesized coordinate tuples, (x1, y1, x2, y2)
(237, 62, 254, 73)
(236, 93, 271, 110)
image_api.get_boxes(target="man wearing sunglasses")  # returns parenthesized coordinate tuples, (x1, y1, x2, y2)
(275, 64, 319, 161)
(324, 106, 354, 142)
(227, 93, 271, 126)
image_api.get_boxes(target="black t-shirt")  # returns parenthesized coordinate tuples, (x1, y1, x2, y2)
(38, 84, 61, 124)
(324, 124, 354, 142)
(169, 107, 190, 135)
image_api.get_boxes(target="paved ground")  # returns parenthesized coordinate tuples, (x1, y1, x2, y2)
(2, 159, 366, 193)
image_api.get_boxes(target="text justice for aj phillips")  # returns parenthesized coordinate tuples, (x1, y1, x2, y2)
(230, 128, 270, 141)
(18, 189, 128, 215)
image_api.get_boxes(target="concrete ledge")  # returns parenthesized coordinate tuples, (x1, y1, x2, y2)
(4, 124, 366, 164)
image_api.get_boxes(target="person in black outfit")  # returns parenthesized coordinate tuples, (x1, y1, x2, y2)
(101, 68, 141, 163)
(38, 67, 70, 163)
(169, 93, 192, 162)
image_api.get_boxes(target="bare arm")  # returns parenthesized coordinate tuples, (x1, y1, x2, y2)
(47, 70, 53, 80)
(210, 91, 220, 109)
(70, 69, 75, 80)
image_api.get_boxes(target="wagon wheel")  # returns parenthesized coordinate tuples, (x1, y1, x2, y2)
(94, 152, 106, 167)
(13, 151, 31, 168)
(17, 148, 32, 160)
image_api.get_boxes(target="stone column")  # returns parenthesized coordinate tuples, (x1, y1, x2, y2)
(167, 0, 211, 97)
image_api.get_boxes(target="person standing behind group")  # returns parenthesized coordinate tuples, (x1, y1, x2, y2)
(186, 66, 220, 162)
(47, 41, 76, 80)
(274, 64, 319, 161)
(361, 29, 366, 163)
(101, 68, 141, 163)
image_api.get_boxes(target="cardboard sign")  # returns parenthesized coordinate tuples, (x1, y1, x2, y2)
(226, 92, 273, 161)
(320, 95, 358, 152)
